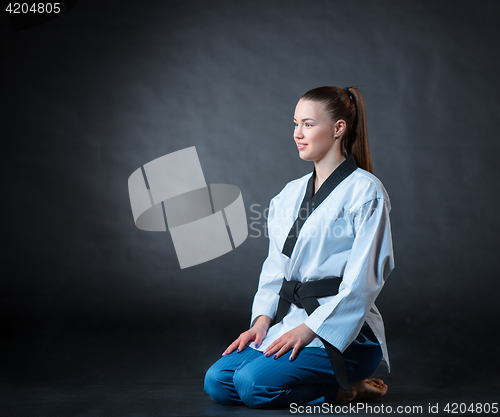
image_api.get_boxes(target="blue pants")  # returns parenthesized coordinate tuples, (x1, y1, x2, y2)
(204, 323, 383, 409)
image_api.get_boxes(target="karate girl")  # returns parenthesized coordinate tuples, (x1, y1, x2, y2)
(204, 86, 394, 408)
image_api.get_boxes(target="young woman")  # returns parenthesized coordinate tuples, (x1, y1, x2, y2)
(204, 86, 394, 408)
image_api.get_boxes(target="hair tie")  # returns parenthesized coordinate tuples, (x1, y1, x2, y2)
(343, 87, 353, 100)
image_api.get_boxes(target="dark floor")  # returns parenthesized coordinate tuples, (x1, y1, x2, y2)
(2, 377, 499, 417)
(1, 331, 499, 416)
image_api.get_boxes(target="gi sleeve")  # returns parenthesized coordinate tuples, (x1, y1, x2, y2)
(303, 197, 394, 352)
(249, 197, 285, 327)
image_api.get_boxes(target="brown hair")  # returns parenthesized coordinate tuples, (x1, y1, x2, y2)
(301, 86, 373, 173)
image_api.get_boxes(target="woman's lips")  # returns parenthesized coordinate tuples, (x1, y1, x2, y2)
(297, 143, 307, 150)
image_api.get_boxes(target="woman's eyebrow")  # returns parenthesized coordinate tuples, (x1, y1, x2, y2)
(293, 117, 316, 122)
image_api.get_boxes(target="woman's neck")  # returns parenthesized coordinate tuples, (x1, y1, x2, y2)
(313, 154, 346, 195)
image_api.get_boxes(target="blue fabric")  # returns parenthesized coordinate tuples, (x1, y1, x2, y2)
(204, 323, 383, 409)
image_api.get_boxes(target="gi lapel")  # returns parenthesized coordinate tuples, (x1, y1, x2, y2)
(281, 153, 358, 258)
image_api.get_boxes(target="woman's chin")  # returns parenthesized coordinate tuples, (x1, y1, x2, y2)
(298, 152, 313, 161)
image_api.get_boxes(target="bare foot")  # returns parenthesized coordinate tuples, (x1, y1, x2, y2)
(335, 379, 388, 403)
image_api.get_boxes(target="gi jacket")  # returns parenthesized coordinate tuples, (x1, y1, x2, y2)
(250, 159, 395, 369)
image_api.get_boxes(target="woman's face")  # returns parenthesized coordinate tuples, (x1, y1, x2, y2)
(293, 99, 337, 163)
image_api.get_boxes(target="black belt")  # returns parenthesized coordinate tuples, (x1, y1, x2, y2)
(272, 277, 351, 391)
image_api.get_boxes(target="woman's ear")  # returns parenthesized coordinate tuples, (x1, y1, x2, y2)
(334, 120, 346, 139)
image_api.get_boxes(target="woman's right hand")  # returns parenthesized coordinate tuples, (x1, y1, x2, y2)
(222, 315, 272, 356)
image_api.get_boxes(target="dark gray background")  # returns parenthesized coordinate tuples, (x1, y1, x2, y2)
(2, 0, 499, 393)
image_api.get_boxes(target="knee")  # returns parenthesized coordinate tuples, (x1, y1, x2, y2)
(233, 366, 274, 409)
(233, 368, 259, 408)
(204, 366, 234, 406)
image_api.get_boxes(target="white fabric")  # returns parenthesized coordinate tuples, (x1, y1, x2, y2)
(250, 167, 395, 369)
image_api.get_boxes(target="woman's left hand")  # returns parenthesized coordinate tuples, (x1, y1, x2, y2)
(263, 323, 316, 361)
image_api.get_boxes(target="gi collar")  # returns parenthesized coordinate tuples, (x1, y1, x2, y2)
(282, 153, 358, 258)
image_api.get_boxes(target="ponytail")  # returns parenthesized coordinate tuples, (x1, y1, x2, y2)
(346, 87, 372, 173)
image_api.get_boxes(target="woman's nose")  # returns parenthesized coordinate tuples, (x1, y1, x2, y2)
(294, 126, 303, 139)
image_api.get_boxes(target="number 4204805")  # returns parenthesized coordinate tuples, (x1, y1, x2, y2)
(443, 403, 498, 414)
(6, 3, 61, 13)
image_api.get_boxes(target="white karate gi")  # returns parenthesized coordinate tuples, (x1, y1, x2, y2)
(250, 165, 394, 369)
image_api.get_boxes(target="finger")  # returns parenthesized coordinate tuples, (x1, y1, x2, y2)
(254, 332, 265, 349)
(222, 338, 240, 356)
(237, 333, 254, 353)
(272, 342, 292, 359)
(263, 340, 282, 357)
(289, 343, 301, 361)
(268, 335, 293, 357)
(263, 339, 278, 356)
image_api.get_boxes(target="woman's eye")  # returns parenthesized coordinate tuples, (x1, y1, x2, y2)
(306, 123, 311, 127)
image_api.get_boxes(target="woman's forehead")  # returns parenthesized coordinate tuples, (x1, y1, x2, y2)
(294, 99, 327, 119)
